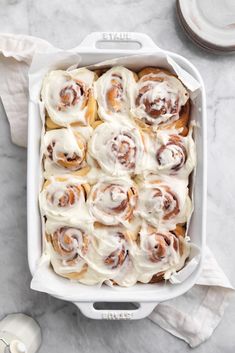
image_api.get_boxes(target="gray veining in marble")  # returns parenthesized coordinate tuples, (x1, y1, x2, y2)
(0, 0, 235, 352)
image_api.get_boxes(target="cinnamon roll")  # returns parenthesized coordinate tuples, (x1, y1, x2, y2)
(146, 129, 196, 177)
(42, 127, 90, 176)
(39, 64, 196, 287)
(136, 176, 192, 229)
(131, 68, 190, 134)
(88, 178, 138, 226)
(94, 66, 137, 122)
(46, 223, 89, 280)
(133, 223, 190, 283)
(89, 122, 145, 176)
(85, 224, 138, 287)
(39, 176, 91, 220)
(41, 68, 97, 128)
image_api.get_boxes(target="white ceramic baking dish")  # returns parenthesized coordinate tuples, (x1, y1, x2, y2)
(27, 32, 207, 320)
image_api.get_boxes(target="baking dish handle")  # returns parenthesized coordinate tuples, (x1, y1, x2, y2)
(77, 32, 160, 51)
(74, 302, 157, 320)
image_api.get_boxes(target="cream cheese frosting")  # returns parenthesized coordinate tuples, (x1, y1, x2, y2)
(41, 68, 96, 126)
(131, 222, 190, 283)
(135, 175, 192, 230)
(45, 218, 91, 280)
(88, 121, 145, 176)
(45, 218, 189, 286)
(131, 70, 189, 127)
(42, 127, 89, 176)
(144, 127, 196, 177)
(87, 176, 138, 227)
(94, 66, 136, 122)
(39, 65, 195, 287)
(84, 225, 139, 287)
(39, 176, 92, 223)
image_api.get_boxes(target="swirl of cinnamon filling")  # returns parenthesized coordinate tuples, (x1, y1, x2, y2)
(40, 177, 90, 219)
(41, 68, 96, 127)
(49, 226, 89, 265)
(156, 135, 187, 172)
(134, 224, 189, 283)
(46, 225, 90, 280)
(147, 232, 179, 262)
(89, 122, 144, 176)
(59, 80, 87, 111)
(104, 232, 128, 269)
(106, 74, 123, 112)
(137, 177, 191, 229)
(131, 68, 189, 129)
(144, 129, 196, 177)
(46, 185, 82, 208)
(151, 185, 179, 220)
(84, 225, 138, 287)
(88, 179, 138, 225)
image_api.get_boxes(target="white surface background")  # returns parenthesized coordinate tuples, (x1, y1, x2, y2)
(0, 0, 235, 351)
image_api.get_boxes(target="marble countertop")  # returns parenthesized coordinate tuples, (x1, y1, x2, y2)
(0, 0, 235, 352)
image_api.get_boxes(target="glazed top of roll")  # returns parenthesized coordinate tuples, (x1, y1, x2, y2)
(84, 225, 138, 287)
(87, 176, 138, 227)
(131, 68, 189, 127)
(144, 127, 196, 177)
(88, 121, 145, 176)
(94, 66, 136, 122)
(136, 175, 192, 231)
(41, 68, 95, 126)
(132, 223, 190, 283)
(39, 176, 91, 222)
(42, 127, 87, 175)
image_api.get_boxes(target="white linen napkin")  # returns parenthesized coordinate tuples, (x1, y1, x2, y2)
(0, 33, 234, 347)
(0, 33, 52, 147)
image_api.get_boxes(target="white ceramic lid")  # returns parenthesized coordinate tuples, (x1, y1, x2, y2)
(177, 0, 235, 51)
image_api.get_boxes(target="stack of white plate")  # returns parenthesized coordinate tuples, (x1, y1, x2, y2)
(177, 0, 235, 52)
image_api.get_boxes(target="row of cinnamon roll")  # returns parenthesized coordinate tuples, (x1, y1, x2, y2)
(39, 174, 192, 286)
(40, 175, 191, 230)
(42, 123, 195, 178)
(41, 66, 190, 135)
(39, 65, 195, 287)
(45, 219, 189, 286)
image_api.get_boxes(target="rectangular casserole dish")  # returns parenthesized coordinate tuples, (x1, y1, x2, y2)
(27, 32, 207, 320)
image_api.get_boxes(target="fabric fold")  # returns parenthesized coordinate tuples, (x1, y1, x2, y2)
(0, 33, 52, 146)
